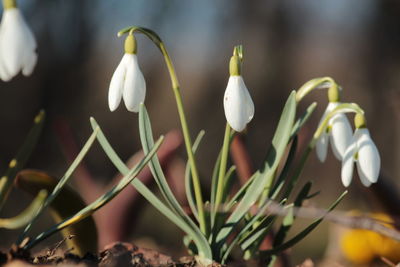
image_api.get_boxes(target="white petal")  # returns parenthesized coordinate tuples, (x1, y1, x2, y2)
(22, 51, 37, 76)
(0, 60, 12, 81)
(329, 113, 353, 160)
(315, 103, 338, 162)
(341, 137, 357, 187)
(316, 132, 329, 162)
(123, 54, 146, 112)
(356, 162, 372, 187)
(0, 8, 35, 78)
(223, 76, 254, 132)
(108, 54, 128, 111)
(356, 128, 380, 184)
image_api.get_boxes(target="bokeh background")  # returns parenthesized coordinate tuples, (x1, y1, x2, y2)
(0, 0, 399, 264)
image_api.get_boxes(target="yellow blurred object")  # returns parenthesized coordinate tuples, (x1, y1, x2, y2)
(341, 229, 375, 264)
(366, 213, 400, 262)
(340, 212, 400, 264)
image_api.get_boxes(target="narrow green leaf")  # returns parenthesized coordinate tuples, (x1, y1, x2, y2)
(90, 118, 212, 259)
(268, 136, 298, 199)
(214, 91, 297, 259)
(290, 102, 317, 139)
(0, 110, 45, 211)
(210, 153, 221, 214)
(0, 190, 47, 229)
(221, 199, 286, 263)
(16, 170, 98, 255)
(25, 136, 164, 250)
(221, 166, 236, 203)
(261, 190, 347, 256)
(273, 182, 312, 248)
(17, 127, 99, 244)
(226, 172, 258, 210)
(139, 105, 210, 243)
(185, 130, 206, 221)
(139, 104, 188, 216)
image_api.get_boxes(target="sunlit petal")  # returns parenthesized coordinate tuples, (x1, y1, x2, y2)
(22, 51, 37, 76)
(356, 128, 380, 184)
(108, 54, 128, 111)
(223, 76, 254, 132)
(341, 138, 356, 187)
(356, 161, 372, 187)
(329, 113, 353, 160)
(123, 54, 146, 112)
(0, 8, 37, 81)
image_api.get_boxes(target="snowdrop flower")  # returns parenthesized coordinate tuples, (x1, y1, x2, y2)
(223, 47, 254, 132)
(108, 33, 146, 112)
(0, 0, 37, 81)
(341, 114, 380, 187)
(316, 85, 353, 162)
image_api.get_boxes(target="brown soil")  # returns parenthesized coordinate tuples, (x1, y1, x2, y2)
(0, 242, 224, 267)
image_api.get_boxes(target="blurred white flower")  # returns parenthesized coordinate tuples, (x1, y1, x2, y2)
(0, 8, 37, 81)
(341, 128, 380, 187)
(108, 34, 146, 112)
(316, 102, 353, 162)
(223, 75, 254, 132)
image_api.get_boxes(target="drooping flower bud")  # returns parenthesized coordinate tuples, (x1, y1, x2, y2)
(341, 114, 380, 187)
(223, 46, 254, 132)
(108, 33, 146, 112)
(0, 0, 37, 81)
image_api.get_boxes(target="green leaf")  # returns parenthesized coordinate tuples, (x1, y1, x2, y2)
(290, 102, 317, 139)
(261, 190, 347, 256)
(273, 182, 312, 247)
(0, 190, 47, 229)
(210, 153, 221, 216)
(226, 172, 258, 210)
(139, 104, 188, 216)
(90, 117, 212, 259)
(25, 135, 164, 250)
(221, 199, 287, 263)
(268, 136, 298, 199)
(0, 110, 45, 211)
(17, 127, 99, 244)
(15, 170, 98, 255)
(185, 130, 206, 221)
(221, 166, 236, 203)
(214, 91, 297, 260)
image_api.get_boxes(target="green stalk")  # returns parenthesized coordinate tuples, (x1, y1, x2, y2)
(118, 26, 206, 234)
(214, 123, 231, 209)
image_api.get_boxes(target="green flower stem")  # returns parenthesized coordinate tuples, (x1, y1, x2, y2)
(118, 26, 206, 234)
(295, 77, 336, 103)
(311, 103, 364, 146)
(214, 123, 232, 210)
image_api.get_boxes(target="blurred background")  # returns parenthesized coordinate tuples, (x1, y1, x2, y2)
(0, 0, 399, 264)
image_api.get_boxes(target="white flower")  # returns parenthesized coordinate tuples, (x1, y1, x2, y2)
(316, 102, 353, 162)
(108, 53, 146, 112)
(223, 75, 254, 132)
(0, 8, 37, 81)
(341, 128, 380, 187)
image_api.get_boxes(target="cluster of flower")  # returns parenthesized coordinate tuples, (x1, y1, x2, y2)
(0, 0, 37, 82)
(0, 0, 379, 189)
(108, 33, 380, 189)
(316, 93, 380, 188)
